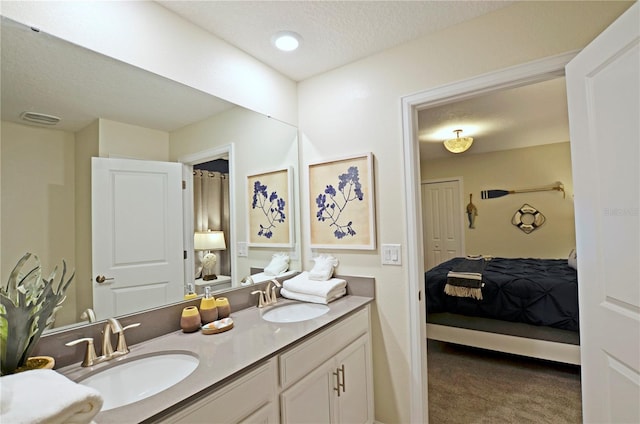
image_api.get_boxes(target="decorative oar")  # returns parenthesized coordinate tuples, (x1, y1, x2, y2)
(481, 182, 565, 199)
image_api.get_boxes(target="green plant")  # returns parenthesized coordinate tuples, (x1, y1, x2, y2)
(0, 253, 74, 376)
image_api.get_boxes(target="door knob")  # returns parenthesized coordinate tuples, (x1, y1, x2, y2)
(95, 275, 114, 284)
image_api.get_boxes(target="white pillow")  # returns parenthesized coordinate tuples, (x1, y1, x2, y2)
(568, 249, 577, 270)
(264, 253, 290, 276)
(308, 254, 339, 281)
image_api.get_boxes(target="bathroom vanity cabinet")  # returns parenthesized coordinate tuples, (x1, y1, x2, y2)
(155, 306, 372, 423)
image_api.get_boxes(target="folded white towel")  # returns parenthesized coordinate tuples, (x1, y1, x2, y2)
(283, 271, 347, 298)
(0, 369, 103, 424)
(280, 287, 347, 305)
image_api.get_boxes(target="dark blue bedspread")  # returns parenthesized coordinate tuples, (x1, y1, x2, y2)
(425, 257, 579, 332)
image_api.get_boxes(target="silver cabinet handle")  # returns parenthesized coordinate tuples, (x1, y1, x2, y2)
(95, 275, 114, 284)
(333, 368, 341, 397)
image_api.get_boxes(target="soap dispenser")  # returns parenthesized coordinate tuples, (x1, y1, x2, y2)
(199, 286, 218, 324)
(184, 283, 197, 300)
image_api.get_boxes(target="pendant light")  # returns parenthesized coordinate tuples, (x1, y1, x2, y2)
(443, 129, 473, 153)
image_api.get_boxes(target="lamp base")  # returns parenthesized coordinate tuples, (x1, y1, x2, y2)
(203, 274, 218, 281)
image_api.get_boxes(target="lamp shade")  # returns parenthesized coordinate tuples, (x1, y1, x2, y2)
(444, 129, 473, 153)
(194, 231, 226, 251)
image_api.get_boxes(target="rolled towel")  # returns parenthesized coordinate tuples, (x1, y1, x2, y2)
(0, 369, 103, 424)
(281, 287, 347, 305)
(283, 271, 347, 299)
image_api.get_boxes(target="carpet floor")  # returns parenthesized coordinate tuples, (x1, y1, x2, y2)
(427, 340, 582, 424)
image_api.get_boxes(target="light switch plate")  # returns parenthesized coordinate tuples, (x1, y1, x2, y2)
(381, 244, 401, 265)
(237, 242, 248, 257)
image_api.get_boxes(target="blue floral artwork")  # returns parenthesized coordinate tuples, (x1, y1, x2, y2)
(309, 153, 374, 249)
(252, 180, 286, 239)
(248, 168, 292, 246)
(315, 166, 364, 239)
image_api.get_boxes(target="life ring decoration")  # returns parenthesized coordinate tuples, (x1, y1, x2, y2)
(511, 203, 545, 234)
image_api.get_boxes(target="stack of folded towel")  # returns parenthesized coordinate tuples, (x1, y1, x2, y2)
(281, 271, 347, 304)
(1, 369, 103, 424)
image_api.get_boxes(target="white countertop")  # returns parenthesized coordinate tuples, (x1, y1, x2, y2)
(58, 295, 373, 423)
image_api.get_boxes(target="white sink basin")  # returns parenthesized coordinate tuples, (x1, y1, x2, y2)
(262, 303, 330, 323)
(78, 352, 199, 411)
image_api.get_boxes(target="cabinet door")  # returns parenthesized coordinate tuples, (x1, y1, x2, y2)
(238, 402, 278, 424)
(280, 361, 335, 424)
(159, 360, 277, 423)
(335, 335, 373, 424)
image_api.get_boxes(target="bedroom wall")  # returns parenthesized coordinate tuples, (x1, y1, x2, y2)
(421, 142, 576, 259)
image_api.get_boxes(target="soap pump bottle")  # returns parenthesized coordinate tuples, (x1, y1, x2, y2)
(199, 286, 218, 324)
(184, 283, 197, 300)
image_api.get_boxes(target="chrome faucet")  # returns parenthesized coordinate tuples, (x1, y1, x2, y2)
(66, 318, 140, 367)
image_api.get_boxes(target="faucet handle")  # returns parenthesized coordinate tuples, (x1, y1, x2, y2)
(270, 279, 282, 288)
(116, 322, 140, 354)
(65, 337, 98, 367)
(251, 290, 266, 308)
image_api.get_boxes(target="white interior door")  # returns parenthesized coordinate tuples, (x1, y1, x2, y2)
(421, 179, 464, 270)
(566, 3, 639, 422)
(92, 158, 185, 320)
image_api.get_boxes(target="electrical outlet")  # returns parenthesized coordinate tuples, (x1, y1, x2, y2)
(381, 244, 401, 265)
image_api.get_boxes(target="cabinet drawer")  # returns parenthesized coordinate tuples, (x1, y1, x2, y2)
(279, 306, 369, 389)
(160, 358, 277, 423)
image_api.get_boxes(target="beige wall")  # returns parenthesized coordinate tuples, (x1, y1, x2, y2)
(169, 106, 301, 277)
(0, 121, 78, 327)
(297, 2, 631, 422)
(422, 142, 576, 259)
(0, 118, 171, 328)
(74, 121, 100, 323)
(98, 119, 170, 160)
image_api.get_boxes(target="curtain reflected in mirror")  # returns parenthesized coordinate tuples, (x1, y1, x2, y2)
(193, 165, 230, 280)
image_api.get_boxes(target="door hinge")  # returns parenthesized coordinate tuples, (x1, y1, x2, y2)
(182, 180, 186, 190)
(183, 250, 187, 260)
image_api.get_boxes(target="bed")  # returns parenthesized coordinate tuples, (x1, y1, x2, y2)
(425, 257, 581, 364)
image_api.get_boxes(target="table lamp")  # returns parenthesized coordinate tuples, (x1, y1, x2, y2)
(194, 230, 226, 280)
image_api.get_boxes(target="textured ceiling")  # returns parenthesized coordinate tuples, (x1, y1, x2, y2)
(157, 1, 515, 81)
(418, 77, 570, 160)
(0, 17, 234, 132)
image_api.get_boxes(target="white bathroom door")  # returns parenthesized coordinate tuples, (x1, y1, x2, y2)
(421, 179, 464, 270)
(92, 158, 185, 320)
(566, 3, 639, 423)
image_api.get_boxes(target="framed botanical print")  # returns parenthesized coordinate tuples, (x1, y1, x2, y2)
(309, 152, 375, 250)
(247, 167, 293, 247)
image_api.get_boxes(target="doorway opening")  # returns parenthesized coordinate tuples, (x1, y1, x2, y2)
(400, 51, 578, 422)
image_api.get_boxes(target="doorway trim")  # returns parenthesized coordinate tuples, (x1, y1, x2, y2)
(401, 50, 578, 422)
(178, 144, 236, 289)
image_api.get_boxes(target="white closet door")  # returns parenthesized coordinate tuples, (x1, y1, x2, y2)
(421, 179, 464, 270)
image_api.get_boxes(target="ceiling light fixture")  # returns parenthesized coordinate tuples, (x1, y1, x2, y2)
(272, 31, 302, 52)
(443, 129, 474, 153)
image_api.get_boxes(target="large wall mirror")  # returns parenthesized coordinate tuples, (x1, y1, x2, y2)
(0, 17, 301, 330)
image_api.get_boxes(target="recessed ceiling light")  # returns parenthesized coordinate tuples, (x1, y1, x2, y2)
(272, 31, 302, 52)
